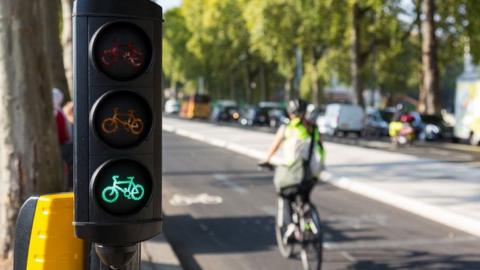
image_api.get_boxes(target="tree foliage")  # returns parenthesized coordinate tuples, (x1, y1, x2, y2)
(163, 0, 480, 108)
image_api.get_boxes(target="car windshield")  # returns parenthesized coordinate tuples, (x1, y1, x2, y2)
(421, 115, 443, 124)
(380, 111, 394, 122)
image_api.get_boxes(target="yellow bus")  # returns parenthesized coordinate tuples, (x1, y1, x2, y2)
(180, 93, 211, 119)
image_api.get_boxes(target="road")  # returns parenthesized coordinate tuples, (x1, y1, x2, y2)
(162, 132, 480, 270)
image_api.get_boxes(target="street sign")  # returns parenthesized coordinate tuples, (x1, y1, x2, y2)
(73, 0, 163, 248)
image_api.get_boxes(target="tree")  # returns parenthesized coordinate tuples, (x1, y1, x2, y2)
(419, 0, 441, 114)
(42, 0, 71, 101)
(0, 0, 64, 259)
(62, 0, 74, 97)
(244, 0, 302, 101)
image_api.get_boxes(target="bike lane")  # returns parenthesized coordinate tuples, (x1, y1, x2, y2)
(162, 132, 480, 270)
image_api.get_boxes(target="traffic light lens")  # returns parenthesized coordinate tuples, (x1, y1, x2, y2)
(92, 91, 153, 148)
(92, 22, 153, 80)
(93, 159, 153, 215)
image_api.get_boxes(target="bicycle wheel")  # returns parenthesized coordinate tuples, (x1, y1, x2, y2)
(300, 206, 323, 270)
(130, 119, 144, 135)
(130, 184, 145, 201)
(102, 187, 119, 203)
(275, 199, 294, 258)
(102, 118, 118, 134)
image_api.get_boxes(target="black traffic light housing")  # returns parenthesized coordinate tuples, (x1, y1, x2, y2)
(73, 0, 162, 247)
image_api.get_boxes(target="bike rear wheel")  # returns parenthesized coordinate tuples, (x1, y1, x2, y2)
(300, 206, 323, 270)
(275, 198, 294, 258)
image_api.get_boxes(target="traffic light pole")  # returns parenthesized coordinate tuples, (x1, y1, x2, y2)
(90, 244, 141, 270)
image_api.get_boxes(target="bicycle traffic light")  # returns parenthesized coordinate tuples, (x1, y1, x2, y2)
(73, 0, 162, 246)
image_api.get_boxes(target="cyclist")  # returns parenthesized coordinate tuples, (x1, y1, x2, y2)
(259, 98, 325, 237)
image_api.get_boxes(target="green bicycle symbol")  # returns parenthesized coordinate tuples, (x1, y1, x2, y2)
(101, 175, 145, 204)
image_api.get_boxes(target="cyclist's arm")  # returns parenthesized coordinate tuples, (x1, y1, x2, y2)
(264, 126, 285, 163)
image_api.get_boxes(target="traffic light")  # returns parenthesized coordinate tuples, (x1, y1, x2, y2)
(73, 0, 163, 250)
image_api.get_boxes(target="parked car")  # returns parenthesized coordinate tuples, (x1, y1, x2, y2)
(210, 101, 240, 122)
(239, 102, 286, 127)
(268, 108, 289, 128)
(164, 99, 180, 114)
(321, 104, 365, 136)
(363, 108, 394, 137)
(421, 114, 453, 141)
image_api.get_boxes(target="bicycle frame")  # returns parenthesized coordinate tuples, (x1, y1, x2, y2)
(110, 175, 136, 194)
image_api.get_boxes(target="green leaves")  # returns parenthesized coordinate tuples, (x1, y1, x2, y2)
(162, 0, 480, 104)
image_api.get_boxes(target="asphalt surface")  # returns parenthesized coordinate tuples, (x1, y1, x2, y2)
(162, 132, 480, 270)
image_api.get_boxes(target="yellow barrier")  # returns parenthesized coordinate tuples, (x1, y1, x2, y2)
(26, 193, 84, 270)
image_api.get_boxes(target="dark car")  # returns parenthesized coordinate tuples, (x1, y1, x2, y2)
(363, 108, 394, 137)
(210, 103, 240, 122)
(239, 106, 270, 126)
(239, 102, 286, 127)
(268, 108, 289, 128)
(420, 114, 453, 141)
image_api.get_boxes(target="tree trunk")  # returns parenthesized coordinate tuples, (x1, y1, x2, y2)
(229, 74, 236, 101)
(351, 2, 365, 107)
(0, 0, 64, 259)
(420, 0, 441, 114)
(310, 49, 320, 105)
(62, 0, 74, 98)
(43, 0, 71, 101)
(259, 63, 267, 101)
(284, 79, 292, 102)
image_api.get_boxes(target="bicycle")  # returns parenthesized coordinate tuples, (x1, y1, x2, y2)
(101, 40, 145, 68)
(258, 162, 324, 270)
(101, 108, 144, 135)
(101, 175, 145, 204)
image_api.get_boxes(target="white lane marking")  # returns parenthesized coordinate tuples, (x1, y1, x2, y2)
(213, 174, 248, 194)
(324, 236, 478, 251)
(169, 193, 223, 206)
(325, 175, 480, 238)
(340, 251, 357, 262)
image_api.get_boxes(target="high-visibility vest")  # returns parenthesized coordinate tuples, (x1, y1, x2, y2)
(283, 118, 325, 166)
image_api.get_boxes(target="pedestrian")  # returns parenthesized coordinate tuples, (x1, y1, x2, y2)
(63, 101, 74, 144)
(53, 88, 73, 189)
(52, 88, 70, 145)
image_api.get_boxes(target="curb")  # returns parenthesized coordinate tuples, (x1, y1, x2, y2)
(164, 123, 480, 238)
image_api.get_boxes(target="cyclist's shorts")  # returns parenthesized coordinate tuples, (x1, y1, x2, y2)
(279, 179, 315, 200)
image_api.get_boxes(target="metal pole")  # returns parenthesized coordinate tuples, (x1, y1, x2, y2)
(90, 244, 141, 270)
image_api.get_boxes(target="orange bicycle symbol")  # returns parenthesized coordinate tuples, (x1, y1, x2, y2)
(101, 108, 144, 135)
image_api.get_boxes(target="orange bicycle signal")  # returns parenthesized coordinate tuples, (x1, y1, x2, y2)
(101, 108, 144, 135)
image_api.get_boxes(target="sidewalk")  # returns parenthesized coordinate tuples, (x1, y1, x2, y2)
(142, 234, 183, 270)
(164, 117, 480, 238)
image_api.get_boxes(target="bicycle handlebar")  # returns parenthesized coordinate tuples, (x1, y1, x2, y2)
(257, 161, 275, 171)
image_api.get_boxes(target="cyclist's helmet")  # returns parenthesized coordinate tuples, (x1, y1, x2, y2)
(287, 98, 307, 117)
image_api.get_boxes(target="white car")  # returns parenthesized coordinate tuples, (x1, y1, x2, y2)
(164, 99, 180, 114)
(322, 104, 365, 136)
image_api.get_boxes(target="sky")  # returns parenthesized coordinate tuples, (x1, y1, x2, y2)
(154, 0, 182, 11)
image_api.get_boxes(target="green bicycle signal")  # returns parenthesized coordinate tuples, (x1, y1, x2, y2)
(101, 175, 145, 204)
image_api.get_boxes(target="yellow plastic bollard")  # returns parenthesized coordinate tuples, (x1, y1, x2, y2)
(20, 193, 84, 270)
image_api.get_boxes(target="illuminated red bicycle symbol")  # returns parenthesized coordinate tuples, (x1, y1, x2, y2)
(100, 40, 145, 68)
(101, 108, 144, 135)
